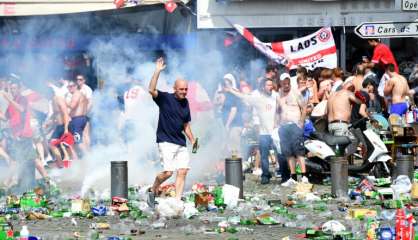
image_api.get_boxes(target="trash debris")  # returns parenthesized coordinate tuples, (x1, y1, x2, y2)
(151, 220, 167, 229)
(159, 184, 176, 197)
(348, 208, 377, 219)
(222, 184, 240, 208)
(412, 182, 418, 199)
(392, 175, 412, 200)
(71, 199, 91, 214)
(321, 220, 346, 234)
(71, 217, 78, 226)
(156, 198, 184, 218)
(183, 202, 199, 219)
(91, 222, 110, 230)
(111, 197, 129, 212)
(91, 205, 107, 216)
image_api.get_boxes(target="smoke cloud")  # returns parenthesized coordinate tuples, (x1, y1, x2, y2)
(0, 8, 270, 196)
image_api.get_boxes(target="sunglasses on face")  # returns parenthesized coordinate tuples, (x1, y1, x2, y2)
(68, 85, 76, 88)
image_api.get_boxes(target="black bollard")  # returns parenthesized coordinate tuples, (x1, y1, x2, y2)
(396, 155, 414, 181)
(330, 156, 348, 198)
(225, 157, 244, 199)
(111, 161, 128, 199)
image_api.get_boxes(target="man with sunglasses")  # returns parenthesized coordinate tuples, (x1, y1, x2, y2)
(147, 57, 197, 208)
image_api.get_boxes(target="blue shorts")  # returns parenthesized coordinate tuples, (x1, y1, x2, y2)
(51, 125, 64, 140)
(279, 123, 305, 158)
(390, 102, 408, 116)
(69, 116, 88, 143)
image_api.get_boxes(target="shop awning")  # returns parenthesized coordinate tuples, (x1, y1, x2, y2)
(0, 0, 189, 16)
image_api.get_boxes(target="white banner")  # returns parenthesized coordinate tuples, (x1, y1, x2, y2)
(280, 27, 337, 70)
(233, 25, 337, 70)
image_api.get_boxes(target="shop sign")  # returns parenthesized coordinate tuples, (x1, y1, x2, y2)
(355, 21, 418, 38)
(402, 0, 418, 11)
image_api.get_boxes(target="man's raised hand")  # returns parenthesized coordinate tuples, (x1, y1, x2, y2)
(156, 57, 166, 72)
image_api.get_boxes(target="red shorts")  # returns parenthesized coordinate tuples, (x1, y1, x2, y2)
(50, 132, 74, 147)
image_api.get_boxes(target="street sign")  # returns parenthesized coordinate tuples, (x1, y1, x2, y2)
(402, 0, 418, 11)
(354, 21, 418, 38)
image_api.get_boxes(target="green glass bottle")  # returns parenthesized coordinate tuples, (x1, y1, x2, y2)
(213, 187, 224, 207)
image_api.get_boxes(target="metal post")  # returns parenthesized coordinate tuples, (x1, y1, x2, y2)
(330, 156, 348, 198)
(225, 157, 244, 199)
(111, 161, 128, 199)
(340, 27, 347, 72)
(396, 155, 414, 181)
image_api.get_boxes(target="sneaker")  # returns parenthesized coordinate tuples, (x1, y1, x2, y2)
(281, 178, 297, 187)
(252, 168, 262, 176)
(260, 177, 270, 185)
(274, 172, 281, 178)
(147, 190, 156, 209)
(301, 176, 310, 184)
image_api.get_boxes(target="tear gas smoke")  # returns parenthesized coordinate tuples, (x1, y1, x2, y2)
(0, 13, 270, 196)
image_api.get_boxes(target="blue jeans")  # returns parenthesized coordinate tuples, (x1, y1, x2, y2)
(259, 135, 290, 182)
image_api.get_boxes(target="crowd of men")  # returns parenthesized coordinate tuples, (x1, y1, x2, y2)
(1, 38, 418, 195)
(0, 74, 92, 187)
(214, 38, 417, 186)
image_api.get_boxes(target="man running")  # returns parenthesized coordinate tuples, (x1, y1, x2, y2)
(147, 57, 196, 207)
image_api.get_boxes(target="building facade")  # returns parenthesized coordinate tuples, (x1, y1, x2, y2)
(197, 0, 418, 74)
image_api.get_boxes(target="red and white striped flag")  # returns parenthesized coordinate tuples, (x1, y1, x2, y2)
(233, 24, 337, 70)
(233, 24, 288, 66)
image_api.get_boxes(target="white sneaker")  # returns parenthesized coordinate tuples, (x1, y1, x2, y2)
(281, 178, 297, 187)
(252, 168, 262, 176)
(301, 176, 310, 184)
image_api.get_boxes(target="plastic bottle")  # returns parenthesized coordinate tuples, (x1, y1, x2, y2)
(19, 226, 29, 240)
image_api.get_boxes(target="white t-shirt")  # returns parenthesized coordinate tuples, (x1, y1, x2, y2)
(0, 91, 9, 114)
(331, 80, 343, 92)
(242, 90, 278, 135)
(51, 81, 69, 98)
(378, 73, 390, 98)
(123, 85, 148, 120)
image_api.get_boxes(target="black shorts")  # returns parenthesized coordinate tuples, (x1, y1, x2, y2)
(279, 123, 305, 158)
(69, 116, 88, 143)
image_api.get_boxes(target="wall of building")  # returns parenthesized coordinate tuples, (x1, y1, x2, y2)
(197, 0, 418, 29)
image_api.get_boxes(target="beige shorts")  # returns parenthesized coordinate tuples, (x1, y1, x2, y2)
(158, 142, 190, 172)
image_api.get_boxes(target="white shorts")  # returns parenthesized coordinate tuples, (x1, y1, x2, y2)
(158, 142, 190, 171)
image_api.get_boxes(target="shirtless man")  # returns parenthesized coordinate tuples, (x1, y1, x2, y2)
(352, 65, 365, 92)
(67, 80, 88, 154)
(76, 74, 92, 151)
(328, 90, 362, 135)
(47, 88, 73, 167)
(277, 73, 308, 187)
(384, 64, 410, 116)
(327, 89, 363, 154)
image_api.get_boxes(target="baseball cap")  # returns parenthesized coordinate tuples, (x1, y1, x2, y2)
(279, 73, 291, 81)
(223, 73, 236, 82)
